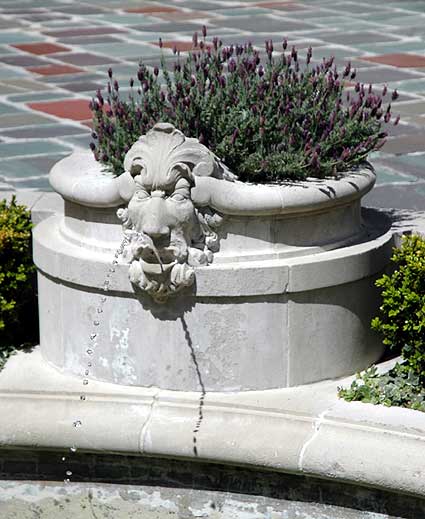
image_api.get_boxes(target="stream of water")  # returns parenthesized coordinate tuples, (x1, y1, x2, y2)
(64, 236, 129, 483)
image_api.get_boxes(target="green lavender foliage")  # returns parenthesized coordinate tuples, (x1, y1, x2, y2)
(90, 30, 399, 182)
(0, 197, 38, 360)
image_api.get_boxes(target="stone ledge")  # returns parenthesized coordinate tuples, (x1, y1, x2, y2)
(0, 349, 424, 498)
(0, 190, 63, 225)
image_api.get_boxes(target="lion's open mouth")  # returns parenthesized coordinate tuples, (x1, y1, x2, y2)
(139, 245, 182, 275)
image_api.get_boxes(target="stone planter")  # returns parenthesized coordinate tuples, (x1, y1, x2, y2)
(34, 123, 392, 392)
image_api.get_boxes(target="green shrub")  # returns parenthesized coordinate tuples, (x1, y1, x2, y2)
(339, 234, 425, 412)
(338, 363, 425, 412)
(371, 234, 425, 382)
(90, 30, 399, 182)
(0, 196, 38, 356)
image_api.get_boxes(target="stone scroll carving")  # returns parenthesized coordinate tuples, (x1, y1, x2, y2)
(117, 123, 234, 303)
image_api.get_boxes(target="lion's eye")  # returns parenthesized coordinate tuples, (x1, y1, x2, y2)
(136, 189, 150, 200)
(170, 192, 187, 202)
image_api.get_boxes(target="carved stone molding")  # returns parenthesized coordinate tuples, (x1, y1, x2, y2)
(117, 123, 228, 303)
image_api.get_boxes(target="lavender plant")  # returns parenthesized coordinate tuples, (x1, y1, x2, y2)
(90, 28, 399, 182)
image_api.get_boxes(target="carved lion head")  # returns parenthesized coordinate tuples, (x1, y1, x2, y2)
(117, 123, 229, 303)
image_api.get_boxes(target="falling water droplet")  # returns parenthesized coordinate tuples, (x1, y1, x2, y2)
(64, 478, 70, 484)
(93, 320, 100, 326)
(97, 307, 103, 314)
(90, 333, 97, 340)
(80, 395, 86, 401)
(73, 420, 82, 428)
(83, 379, 89, 385)
(84, 369, 89, 376)
(86, 349, 93, 355)
(87, 362, 92, 368)
(101, 296, 107, 303)
(70, 446, 77, 453)
(66, 470, 73, 477)
(61, 456, 66, 462)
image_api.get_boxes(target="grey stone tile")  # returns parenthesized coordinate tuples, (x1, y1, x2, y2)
(363, 181, 425, 210)
(52, 52, 120, 66)
(355, 68, 421, 84)
(375, 154, 425, 180)
(0, 55, 51, 67)
(60, 81, 105, 93)
(130, 22, 207, 33)
(320, 31, 401, 45)
(382, 134, 425, 154)
(212, 15, 318, 32)
(0, 124, 88, 139)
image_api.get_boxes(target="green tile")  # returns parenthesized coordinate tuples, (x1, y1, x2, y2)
(390, 152, 425, 169)
(215, 7, 270, 16)
(0, 113, 55, 128)
(0, 161, 45, 179)
(390, 79, 425, 93)
(0, 32, 44, 44)
(0, 66, 26, 79)
(95, 64, 139, 79)
(0, 45, 19, 55)
(87, 13, 159, 25)
(1, 78, 54, 92)
(306, 45, 357, 59)
(0, 103, 23, 115)
(83, 42, 159, 59)
(387, 2, 425, 12)
(0, 83, 23, 95)
(0, 141, 72, 158)
(6, 176, 52, 190)
(375, 165, 417, 185)
(353, 41, 425, 53)
(8, 92, 73, 103)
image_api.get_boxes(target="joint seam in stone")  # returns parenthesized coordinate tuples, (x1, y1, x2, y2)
(139, 389, 161, 453)
(298, 408, 329, 472)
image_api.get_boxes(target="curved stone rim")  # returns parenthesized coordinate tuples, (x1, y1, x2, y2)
(1, 349, 424, 499)
(50, 151, 376, 215)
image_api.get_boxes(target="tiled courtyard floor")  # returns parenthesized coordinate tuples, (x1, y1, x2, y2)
(0, 0, 424, 209)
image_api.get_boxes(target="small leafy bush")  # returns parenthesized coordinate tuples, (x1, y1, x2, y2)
(372, 234, 425, 382)
(0, 197, 38, 358)
(90, 28, 399, 182)
(338, 363, 425, 413)
(339, 234, 425, 412)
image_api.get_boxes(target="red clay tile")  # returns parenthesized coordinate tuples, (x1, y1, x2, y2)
(255, 1, 307, 9)
(361, 53, 425, 68)
(28, 99, 92, 121)
(125, 6, 181, 14)
(12, 42, 70, 55)
(27, 64, 84, 76)
(43, 27, 125, 38)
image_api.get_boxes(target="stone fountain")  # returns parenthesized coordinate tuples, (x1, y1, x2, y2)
(1, 123, 424, 516)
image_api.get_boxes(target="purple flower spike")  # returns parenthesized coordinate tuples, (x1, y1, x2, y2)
(192, 32, 198, 48)
(392, 89, 399, 100)
(202, 25, 207, 38)
(394, 115, 400, 126)
(108, 67, 113, 79)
